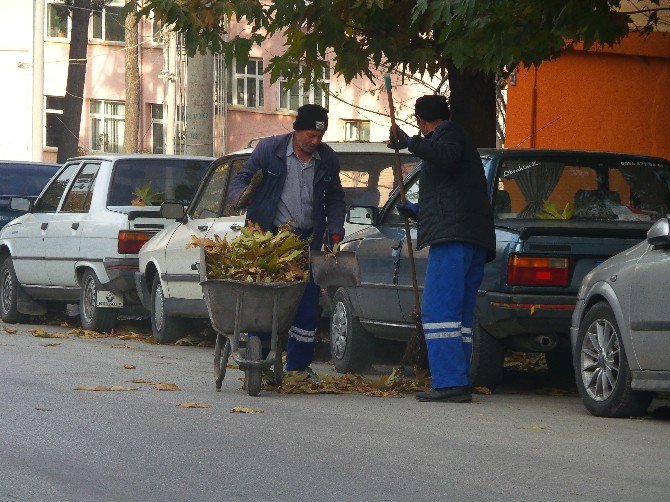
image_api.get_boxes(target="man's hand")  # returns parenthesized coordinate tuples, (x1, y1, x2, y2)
(387, 126, 412, 150)
(396, 201, 418, 221)
(234, 169, 263, 210)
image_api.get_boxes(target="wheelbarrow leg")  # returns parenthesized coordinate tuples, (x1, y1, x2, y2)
(214, 335, 231, 391)
(270, 294, 283, 385)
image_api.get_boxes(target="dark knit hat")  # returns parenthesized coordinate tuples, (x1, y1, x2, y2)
(415, 95, 450, 122)
(293, 104, 329, 131)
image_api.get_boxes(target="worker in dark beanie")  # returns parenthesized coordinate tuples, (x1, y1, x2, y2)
(230, 104, 345, 379)
(389, 94, 495, 403)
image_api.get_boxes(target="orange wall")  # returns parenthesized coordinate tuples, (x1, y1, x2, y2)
(506, 32, 670, 160)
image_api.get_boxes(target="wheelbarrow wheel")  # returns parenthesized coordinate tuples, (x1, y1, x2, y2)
(246, 336, 262, 396)
(214, 335, 231, 391)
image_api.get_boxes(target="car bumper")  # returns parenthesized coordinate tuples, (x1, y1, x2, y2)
(103, 258, 140, 301)
(134, 271, 151, 311)
(480, 292, 577, 339)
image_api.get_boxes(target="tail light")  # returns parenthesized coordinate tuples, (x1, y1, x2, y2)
(507, 255, 570, 286)
(118, 230, 153, 254)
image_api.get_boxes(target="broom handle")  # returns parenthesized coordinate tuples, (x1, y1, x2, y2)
(384, 75, 421, 318)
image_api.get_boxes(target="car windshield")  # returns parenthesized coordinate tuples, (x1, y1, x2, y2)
(108, 158, 210, 206)
(338, 153, 419, 209)
(0, 164, 57, 197)
(495, 157, 670, 222)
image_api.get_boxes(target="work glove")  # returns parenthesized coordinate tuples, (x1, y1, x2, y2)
(326, 232, 342, 253)
(387, 126, 412, 150)
(396, 200, 418, 221)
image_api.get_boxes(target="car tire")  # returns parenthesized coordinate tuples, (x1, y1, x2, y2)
(545, 349, 575, 387)
(150, 275, 185, 344)
(574, 302, 653, 417)
(79, 269, 118, 333)
(0, 257, 25, 323)
(470, 321, 504, 390)
(330, 288, 375, 373)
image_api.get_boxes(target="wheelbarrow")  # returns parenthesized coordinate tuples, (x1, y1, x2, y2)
(310, 249, 361, 288)
(199, 247, 307, 396)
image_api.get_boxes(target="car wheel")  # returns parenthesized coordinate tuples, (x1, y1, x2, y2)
(79, 269, 118, 332)
(150, 275, 185, 344)
(574, 302, 653, 417)
(0, 257, 25, 323)
(330, 288, 374, 373)
(470, 321, 504, 390)
(545, 349, 575, 387)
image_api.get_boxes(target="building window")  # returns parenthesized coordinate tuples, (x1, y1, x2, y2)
(343, 120, 370, 142)
(151, 17, 163, 43)
(45, 96, 64, 148)
(225, 58, 264, 108)
(278, 66, 330, 111)
(46, 1, 70, 38)
(175, 105, 186, 154)
(90, 100, 125, 153)
(150, 104, 164, 154)
(92, 0, 125, 42)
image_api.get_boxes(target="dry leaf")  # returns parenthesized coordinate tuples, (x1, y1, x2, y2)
(153, 382, 180, 391)
(174, 335, 201, 346)
(111, 344, 136, 349)
(68, 328, 104, 338)
(123, 364, 136, 370)
(231, 406, 264, 414)
(2, 326, 18, 334)
(474, 386, 493, 395)
(131, 378, 155, 384)
(178, 402, 211, 409)
(75, 385, 138, 391)
(517, 425, 546, 430)
(30, 329, 68, 339)
(41, 342, 61, 347)
(116, 332, 158, 344)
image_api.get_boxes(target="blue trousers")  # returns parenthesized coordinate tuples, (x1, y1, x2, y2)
(421, 242, 487, 389)
(249, 228, 321, 372)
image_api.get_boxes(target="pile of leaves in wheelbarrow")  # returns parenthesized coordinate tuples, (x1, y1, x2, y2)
(189, 222, 309, 282)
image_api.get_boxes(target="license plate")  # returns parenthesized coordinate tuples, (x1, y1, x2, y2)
(96, 290, 123, 308)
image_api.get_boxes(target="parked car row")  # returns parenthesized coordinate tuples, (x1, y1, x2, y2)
(1, 148, 669, 418)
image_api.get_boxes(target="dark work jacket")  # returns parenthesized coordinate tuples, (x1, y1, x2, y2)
(229, 133, 346, 250)
(408, 120, 496, 261)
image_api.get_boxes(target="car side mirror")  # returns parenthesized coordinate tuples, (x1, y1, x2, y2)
(9, 197, 31, 212)
(160, 202, 186, 221)
(347, 205, 377, 226)
(647, 217, 670, 246)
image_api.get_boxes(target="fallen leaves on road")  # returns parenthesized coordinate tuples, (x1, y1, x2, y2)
(178, 402, 211, 409)
(2, 326, 18, 334)
(41, 342, 61, 347)
(505, 352, 546, 372)
(264, 367, 431, 397)
(175, 335, 201, 346)
(116, 332, 158, 344)
(75, 385, 139, 391)
(68, 328, 105, 338)
(29, 329, 68, 339)
(123, 364, 136, 370)
(517, 425, 546, 430)
(111, 344, 138, 349)
(153, 382, 180, 391)
(474, 386, 493, 395)
(231, 406, 264, 414)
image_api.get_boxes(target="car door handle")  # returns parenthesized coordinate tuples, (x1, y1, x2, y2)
(197, 225, 209, 231)
(231, 224, 242, 231)
(191, 263, 200, 271)
(41, 223, 48, 231)
(71, 222, 79, 230)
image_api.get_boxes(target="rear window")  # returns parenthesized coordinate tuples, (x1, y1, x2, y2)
(495, 157, 670, 222)
(0, 164, 57, 197)
(108, 158, 210, 206)
(338, 153, 419, 209)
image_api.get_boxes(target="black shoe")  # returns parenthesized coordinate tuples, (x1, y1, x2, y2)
(416, 386, 472, 403)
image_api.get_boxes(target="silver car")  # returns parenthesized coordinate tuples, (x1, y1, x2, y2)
(571, 217, 670, 417)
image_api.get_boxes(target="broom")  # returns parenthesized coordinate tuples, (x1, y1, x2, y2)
(384, 74, 428, 371)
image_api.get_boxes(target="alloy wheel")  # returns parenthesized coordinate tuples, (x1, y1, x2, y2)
(331, 301, 348, 359)
(1, 268, 11, 313)
(82, 276, 96, 323)
(580, 318, 621, 401)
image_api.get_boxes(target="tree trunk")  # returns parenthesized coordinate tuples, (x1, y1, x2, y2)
(446, 61, 497, 149)
(123, 3, 140, 153)
(57, 0, 92, 163)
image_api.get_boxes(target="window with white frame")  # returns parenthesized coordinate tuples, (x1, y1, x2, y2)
(150, 104, 164, 154)
(91, 0, 125, 42)
(278, 66, 330, 111)
(45, 96, 64, 148)
(226, 58, 264, 108)
(343, 120, 370, 142)
(151, 17, 163, 43)
(46, 1, 70, 39)
(90, 100, 125, 153)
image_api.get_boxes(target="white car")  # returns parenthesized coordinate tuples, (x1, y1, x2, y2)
(0, 154, 212, 332)
(136, 143, 418, 343)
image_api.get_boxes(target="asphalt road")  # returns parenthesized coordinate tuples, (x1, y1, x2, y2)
(1, 320, 669, 502)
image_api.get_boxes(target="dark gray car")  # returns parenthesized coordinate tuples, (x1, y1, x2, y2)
(571, 217, 670, 417)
